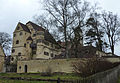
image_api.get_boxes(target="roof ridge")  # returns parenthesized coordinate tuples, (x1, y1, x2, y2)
(18, 22, 31, 33)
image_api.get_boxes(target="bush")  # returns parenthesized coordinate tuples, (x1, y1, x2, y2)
(72, 57, 119, 77)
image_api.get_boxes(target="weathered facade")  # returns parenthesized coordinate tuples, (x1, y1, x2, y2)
(17, 59, 77, 73)
(0, 45, 5, 72)
(17, 57, 120, 73)
(11, 21, 61, 64)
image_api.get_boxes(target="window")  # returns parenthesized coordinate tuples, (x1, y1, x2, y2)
(16, 40, 19, 44)
(12, 49, 15, 53)
(20, 32, 23, 35)
(33, 34, 36, 37)
(24, 43, 26, 47)
(14, 34, 16, 37)
(18, 52, 21, 56)
(17, 26, 20, 30)
(51, 53, 54, 57)
(19, 66, 21, 69)
(11, 57, 14, 61)
(44, 52, 49, 56)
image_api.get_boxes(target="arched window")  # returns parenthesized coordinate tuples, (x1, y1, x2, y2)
(16, 40, 19, 44)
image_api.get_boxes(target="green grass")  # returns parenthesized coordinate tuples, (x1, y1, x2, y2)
(0, 79, 49, 83)
(118, 78, 120, 83)
(0, 73, 82, 83)
(0, 73, 82, 80)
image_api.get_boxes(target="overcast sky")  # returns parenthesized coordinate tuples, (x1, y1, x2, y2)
(0, 0, 120, 55)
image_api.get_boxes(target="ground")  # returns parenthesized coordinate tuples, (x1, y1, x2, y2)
(0, 73, 82, 83)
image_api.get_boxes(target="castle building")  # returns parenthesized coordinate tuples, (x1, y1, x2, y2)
(11, 21, 61, 64)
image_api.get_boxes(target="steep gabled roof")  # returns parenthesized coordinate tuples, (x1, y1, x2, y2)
(26, 21, 59, 45)
(26, 21, 45, 31)
(19, 22, 31, 33)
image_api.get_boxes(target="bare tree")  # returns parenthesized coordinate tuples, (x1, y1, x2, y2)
(101, 11, 120, 55)
(0, 32, 12, 55)
(35, 0, 92, 58)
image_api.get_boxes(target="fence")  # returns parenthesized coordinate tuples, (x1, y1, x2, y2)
(0, 65, 120, 83)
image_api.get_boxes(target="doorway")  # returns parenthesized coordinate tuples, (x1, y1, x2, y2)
(24, 65, 27, 73)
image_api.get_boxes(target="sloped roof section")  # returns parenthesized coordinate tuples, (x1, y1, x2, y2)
(26, 21, 58, 45)
(19, 22, 31, 33)
(44, 31, 58, 45)
(26, 21, 45, 31)
(27, 36, 33, 41)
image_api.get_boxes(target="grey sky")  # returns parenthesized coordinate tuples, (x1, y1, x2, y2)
(0, 0, 120, 55)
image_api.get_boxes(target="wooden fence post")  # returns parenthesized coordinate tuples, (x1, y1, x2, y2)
(57, 78, 60, 83)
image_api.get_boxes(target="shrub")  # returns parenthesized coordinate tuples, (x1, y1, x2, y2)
(72, 57, 119, 77)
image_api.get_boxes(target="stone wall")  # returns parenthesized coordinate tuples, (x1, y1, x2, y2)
(17, 58, 120, 73)
(17, 59, 80, 73)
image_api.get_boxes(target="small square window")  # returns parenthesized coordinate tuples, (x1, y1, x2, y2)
(12, 49, 15, 53)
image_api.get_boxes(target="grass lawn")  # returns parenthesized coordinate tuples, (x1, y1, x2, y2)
(0, 79, 50, 83)
(0, 73, 82, 80)
(118, 78, 120, 83)
(0, 73, 82, 83)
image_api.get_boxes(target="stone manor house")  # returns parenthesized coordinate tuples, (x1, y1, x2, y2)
(11, 21, 61, 64)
